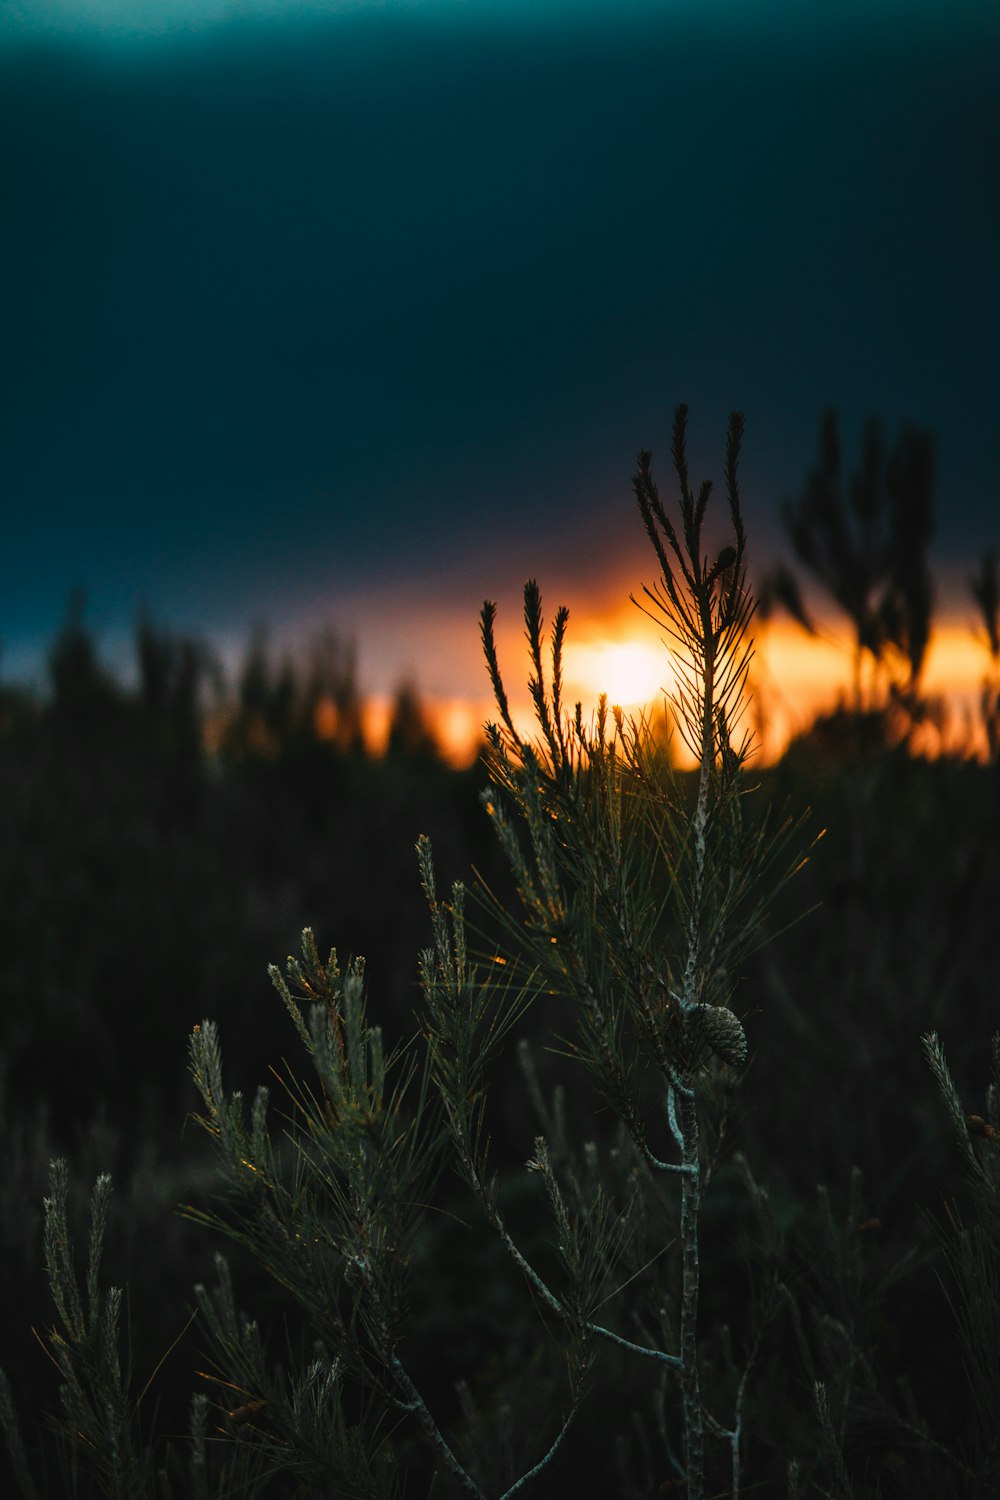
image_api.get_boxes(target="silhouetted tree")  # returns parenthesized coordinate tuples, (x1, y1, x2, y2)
(220, 630, 362, 759)
(970, 549, 999, 662)
(882, 421, 935, 688)
(220, 631, 295, 757)
(777, 410, 935, 710)
(302, 630, 366, 754)
(135, 615, 209, 821)
(0, 676, 37, 740)
(47, 592, 125, 739)
(970, 548, 1000, 760)
(386, 679, 440, 762)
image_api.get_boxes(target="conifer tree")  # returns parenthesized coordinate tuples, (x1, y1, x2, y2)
(778, 409, 935, 710)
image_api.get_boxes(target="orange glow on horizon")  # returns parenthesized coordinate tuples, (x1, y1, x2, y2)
(360, 695, 491, 768)
(411, 615, 998, 769)
(562, 637, 672, 710)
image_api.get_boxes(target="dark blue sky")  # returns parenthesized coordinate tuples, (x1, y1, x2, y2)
(3, 0, 998, 697)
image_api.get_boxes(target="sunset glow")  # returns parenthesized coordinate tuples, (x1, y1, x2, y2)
(416, 615, 998, 769)
(563, 638, 672, 710)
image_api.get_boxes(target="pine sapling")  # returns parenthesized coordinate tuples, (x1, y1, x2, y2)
(448, 404, 809, 1497)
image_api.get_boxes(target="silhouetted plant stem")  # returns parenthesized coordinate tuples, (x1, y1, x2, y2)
(467, 406, 807, 1496)
(678, 1085, 704, 1500)
(683, 633, 714, 1011)
(387, 1354, 486, 1500)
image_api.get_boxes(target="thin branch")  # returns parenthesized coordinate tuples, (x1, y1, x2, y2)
(498, 1382, 585, 1499)
(388, 1355, 486, 1500)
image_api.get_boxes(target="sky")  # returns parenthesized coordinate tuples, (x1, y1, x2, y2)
(2, 0, 999, 723)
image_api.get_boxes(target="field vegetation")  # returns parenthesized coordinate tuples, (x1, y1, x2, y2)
(1, 410, 998, 1497)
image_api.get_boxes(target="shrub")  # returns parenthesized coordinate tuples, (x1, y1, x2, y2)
(7, 408, 996, 1498)
(179, 406, 806, 1497)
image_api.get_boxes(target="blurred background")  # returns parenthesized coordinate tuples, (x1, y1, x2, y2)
(2, 3, 1000, 1494)
(3, 0, 998, 741)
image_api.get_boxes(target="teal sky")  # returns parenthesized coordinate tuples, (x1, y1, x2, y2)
(2, 0, 998, 696)
(1, 0, 984, 38)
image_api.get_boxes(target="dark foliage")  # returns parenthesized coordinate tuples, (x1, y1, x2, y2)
(773, 410, 936, 713)
(1, 591, 999, 1496)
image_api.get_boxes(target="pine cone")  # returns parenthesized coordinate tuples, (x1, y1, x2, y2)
(694, 1004, 748, 1069)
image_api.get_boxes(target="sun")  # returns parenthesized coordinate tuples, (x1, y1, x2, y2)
(564, 638, 669, 709)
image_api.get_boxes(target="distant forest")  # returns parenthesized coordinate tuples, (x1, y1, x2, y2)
(0, 598, 505, 1133)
